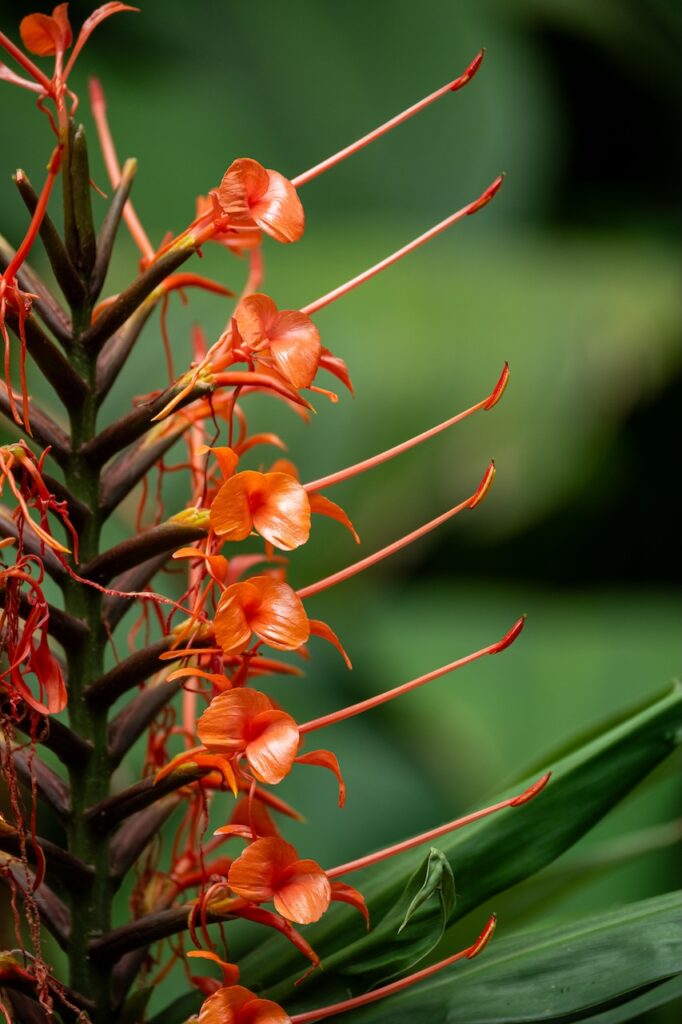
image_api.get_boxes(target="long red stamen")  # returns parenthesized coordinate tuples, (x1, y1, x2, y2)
(297, 461, 495, 600)
(89, 76, 155, 262)
(5, 149, 62, 280)
(299, 616, 525, 734)
(301, 176, 504, 317)
(326, 774, 550, 879)
(305, 364, 508, 492)
(291, 50, 484, 189)
(290, 914, 497, 1023)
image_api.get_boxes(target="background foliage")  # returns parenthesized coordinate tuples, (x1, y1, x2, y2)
(1, 0, 679, 1019)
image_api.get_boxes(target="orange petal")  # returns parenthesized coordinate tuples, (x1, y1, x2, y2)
(20, 5, 72, 56)
(239, 997, 291, 1024)
(309, 618, 352, 669)
(268, 311, 321, 390)
(228, 837, 296, 904)
(295, 749, 346, 807)
(210, 473, 255, 543)
(308, 492, 360, 543)
(225, 795, 281, 839)
(197, 688, 273, 753)
(275, 859, 331, 925)
(234, 293, 278, 350)
(319, 347, 354, 394)
(186, 951, 240, 987)
(248, 576, 310, 651)
(219, 159, 304, 244)
(250, 473, 310, 551)
(330, 881, 369, 927)
(246, 709, 300, 785)
(214, 582, 260, 656)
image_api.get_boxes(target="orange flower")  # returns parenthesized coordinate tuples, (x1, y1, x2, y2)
(210, 470, 311, 551)
(198, 984, 290, 1024)
(218, 158, 304, 244)
(20, 4, 72, 57)
(234, 294, 321, 391)
(213, 576, 309, 656)
(197, 689, 300, 785)
(228, 838, 331, 925)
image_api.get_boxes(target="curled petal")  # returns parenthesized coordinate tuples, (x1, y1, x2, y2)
(274, 858, 331, 925)
(295, 748, 346, 807)
(215, 577, 309, 655)
(234, 293, 278, 350)
(64, 3, 138, 76)
(214, 582, 260, 655)
(186, 951, 240, 987)
(198, 688, 273, 753)
(228, 836, 295, 904)
(308, 618, 352, 669)
(330, 881, 369, 927)
(308, 492, 360, 543)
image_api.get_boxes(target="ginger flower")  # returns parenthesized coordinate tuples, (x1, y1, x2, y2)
(234, 294, 321, 392)
(213, 575, 309, 656)
(210, 470, 311, 551)
(197, 688, 299, 785)
(218, 158, 304, 244)
(198, 985, 290, 1024)
(228, 837, 331, 925)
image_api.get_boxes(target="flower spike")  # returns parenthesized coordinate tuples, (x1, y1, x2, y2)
(291, 50, 485, 188)
(301, 177, 504, 317)
(304, 364, 509, 492)
(326, 774, 551, 879)
(299, 616, 526, 735)
(297, 461, 495, 600)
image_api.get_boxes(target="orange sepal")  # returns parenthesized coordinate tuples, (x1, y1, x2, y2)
(214, 577, 310, 656)
(20, 4, 72, 56)
(330, 881, 369, 928)
(154, 748, 238, 796)
(210, 470, 310, 551)
(186, 950, 240, 987)
(295, 748, 346, 807)
(308, 618, 352, 669)
(219, 158, 304, 244)
(308, 492, 360, 543)
(228, 838, 331, 926)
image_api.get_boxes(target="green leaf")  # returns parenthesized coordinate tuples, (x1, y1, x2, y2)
(332, 847, 455, 985)
(323, 890, 682, 1022)
(244, 683, 681, 1000)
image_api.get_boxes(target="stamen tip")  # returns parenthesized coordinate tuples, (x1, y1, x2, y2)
(451, 48, 486, 91)
(467, 173, 505, 215)
(469, 460, 496, 509)
(510, 771, 551, 807)
(467, 913, 497, 958)
(484, 361, 510, 410)
(492, 613, 527, 654)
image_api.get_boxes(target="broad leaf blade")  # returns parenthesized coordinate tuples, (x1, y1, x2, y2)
(245, 684, 681, 1000)
(325, 890, 682, 1022)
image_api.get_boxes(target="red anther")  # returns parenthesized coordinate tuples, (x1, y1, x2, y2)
(466, 913, 497, 958)
(468, 460, 496, 509)
(484, 361, 510, 410)
(451, 48, 485, 90)
(510, 772, 551, 806)
(466, 173, 505, 215)
(490, 614, 526, 653)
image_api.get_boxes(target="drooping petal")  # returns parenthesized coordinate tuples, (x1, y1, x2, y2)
(295, 749, 346, 807)
(308, 492, 360, 543)
(246, 709, 300, 784)
(330, 881, 369, 927)
(309, 618, 352, 669)
(219, 159, 304, 244)
(20, 5, 72, 56)
(267, 311, 321, 390)
(274, 858, 331, 925)
(247, 576, 310, 651)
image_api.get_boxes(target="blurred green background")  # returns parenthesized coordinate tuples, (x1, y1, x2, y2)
(1, 0, 680, 1018)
